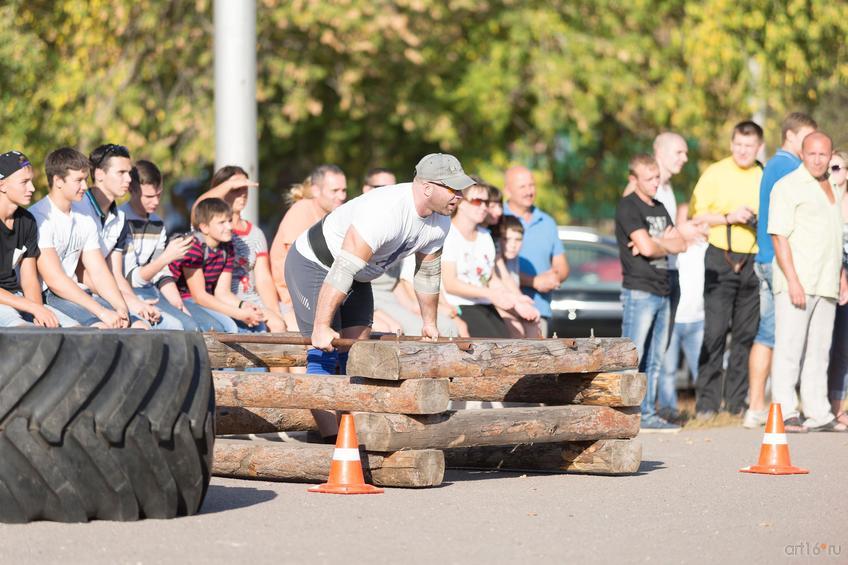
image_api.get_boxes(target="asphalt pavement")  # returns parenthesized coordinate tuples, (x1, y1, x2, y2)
(1, 427, 846, 564)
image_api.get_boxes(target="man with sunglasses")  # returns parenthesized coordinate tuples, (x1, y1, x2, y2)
(75, 144, 181, 329)
(285, 153, 473, 373)
(743, 113, 817, 429)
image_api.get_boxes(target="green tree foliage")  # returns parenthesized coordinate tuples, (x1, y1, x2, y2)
(1, 0, 846, 224)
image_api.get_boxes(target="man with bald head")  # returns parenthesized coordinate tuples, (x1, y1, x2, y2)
(503, 166, 569, 336)
(768, 132, 848, 432)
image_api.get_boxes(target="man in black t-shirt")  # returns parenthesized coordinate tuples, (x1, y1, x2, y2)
(0, 150, 77, 327)
(615, 154, 686, 432)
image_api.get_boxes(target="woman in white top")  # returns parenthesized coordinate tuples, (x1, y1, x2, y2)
(442, 183, 539, 337)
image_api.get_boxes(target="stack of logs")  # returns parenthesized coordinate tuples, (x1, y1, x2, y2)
(209, 334, 646, 488)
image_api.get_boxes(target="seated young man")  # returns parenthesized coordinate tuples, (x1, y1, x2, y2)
(75, 144, 181, 330)
(31, 147, 140, 329)
(167, 198, 264, 333)
(0, 150, 77, 327)
(121, 160, 205, 330)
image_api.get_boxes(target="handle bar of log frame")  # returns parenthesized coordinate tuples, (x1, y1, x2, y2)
(208, 333, 576, 351)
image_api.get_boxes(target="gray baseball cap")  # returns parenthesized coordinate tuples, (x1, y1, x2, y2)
(414, 153, 475, 190)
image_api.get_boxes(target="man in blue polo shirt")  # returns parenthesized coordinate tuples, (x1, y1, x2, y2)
(743, 113, 817, 429)
(503, 165, 569, 336)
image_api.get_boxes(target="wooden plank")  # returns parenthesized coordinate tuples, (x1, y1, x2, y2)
(216, 406, 318, 434)
(213, 371, 449, 414)
(346, 338, 637, 380)
(212, 439, 444, 487)
(353, 405, 640, 451)
(444, 439, 642, 475)
(448, 372, 646, 407)
(204, 334, 307, 368)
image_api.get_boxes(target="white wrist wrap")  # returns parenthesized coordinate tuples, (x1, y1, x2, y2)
(325, 249, 367, 294)
(414, 256, 441, 294)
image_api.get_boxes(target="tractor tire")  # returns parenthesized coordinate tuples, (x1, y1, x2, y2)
(0, 328, 214, 523)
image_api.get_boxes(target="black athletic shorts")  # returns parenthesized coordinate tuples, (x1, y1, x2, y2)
(284, 244, 374, 336)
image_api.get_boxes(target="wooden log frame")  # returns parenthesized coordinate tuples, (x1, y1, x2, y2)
(216, 406, 318, 434)
(346, 338, 638, 380)
(213, 371, 450, 415)
(448, 372, 646, 407)
(444, 439, 642, 475)
(353, 405, 640, 451)
(213, 439, 445, 487)
(204, 335, 307, 368)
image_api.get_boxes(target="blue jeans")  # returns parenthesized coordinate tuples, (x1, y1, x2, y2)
(45, 290, 142, 327)
(134, 286, 199, 331)
(183, 299, 239, 333)
(753, 262, 775, 348)
(660, 320, 704, 411)
(828, 301, 848, 403)
(621, 288, 671, 420)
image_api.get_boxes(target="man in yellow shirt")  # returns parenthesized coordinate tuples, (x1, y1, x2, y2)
(689, 121, 764, 418)
(769, 132, 848, 432)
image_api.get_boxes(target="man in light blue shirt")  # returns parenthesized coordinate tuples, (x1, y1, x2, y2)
(744, 112, 817, 428)
(503, 165, 569, 336)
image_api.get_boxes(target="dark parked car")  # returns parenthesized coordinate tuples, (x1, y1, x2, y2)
(549, 227, 622, 338)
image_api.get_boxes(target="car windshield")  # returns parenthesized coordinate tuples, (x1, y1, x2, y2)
(559, 239, 622, 291)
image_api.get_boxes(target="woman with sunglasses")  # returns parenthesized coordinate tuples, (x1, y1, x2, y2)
(441, 182, 539, 337)
(827, 150, 848, 426)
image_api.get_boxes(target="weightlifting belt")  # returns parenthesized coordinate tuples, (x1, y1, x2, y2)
(307, 218, 335, 268)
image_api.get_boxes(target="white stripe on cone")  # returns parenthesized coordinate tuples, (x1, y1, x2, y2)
(762, 433, 787, 445)
(332, 447, 361, 461)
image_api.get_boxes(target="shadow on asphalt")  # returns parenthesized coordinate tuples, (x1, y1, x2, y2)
(633, 460, 665, 475)
(441, 461, 667, 483)
(199, 485, 278, 514)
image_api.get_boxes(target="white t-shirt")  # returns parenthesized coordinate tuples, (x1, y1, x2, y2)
(29, 195, 101, 287)
(442, 225, 496, 307)
(674, 240, 706, 323)
(73, 194, 128, 257)
(294, 183, 451, 282)
(655, 182, 678, 271)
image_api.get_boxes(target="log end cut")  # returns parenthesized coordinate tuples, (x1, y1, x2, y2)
(347, 341, 402, 380)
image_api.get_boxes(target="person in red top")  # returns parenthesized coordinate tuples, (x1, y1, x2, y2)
(168, 198, 263, 333)
(194, 166, 285, 332)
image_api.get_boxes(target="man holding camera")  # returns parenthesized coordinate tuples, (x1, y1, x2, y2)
(689, 121, 764, 418)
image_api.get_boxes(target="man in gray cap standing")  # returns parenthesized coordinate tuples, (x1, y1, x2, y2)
(285, 153, 474, 376)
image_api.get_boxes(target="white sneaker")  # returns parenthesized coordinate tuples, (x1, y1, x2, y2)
(742, 408, 768, 429)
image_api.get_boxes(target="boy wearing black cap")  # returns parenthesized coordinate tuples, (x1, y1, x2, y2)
(0, 151, 78, 327)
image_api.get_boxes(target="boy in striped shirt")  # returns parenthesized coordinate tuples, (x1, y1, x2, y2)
(167, 198, 263, 332)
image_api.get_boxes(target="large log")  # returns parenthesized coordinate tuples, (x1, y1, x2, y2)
(444, 439, 642, 475)
(346, 338, 637, 380)
(353, 405, 640, 451)
(213, 371, 449, 414)
(216, 406, 318, 434)
(213, 439, 444, 487)
(448, 372, 646, 407)
(204, 334, 307, 368)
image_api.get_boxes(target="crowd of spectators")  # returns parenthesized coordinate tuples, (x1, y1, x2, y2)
(616, 115, 847, 432)
(1, 112, 845, 434)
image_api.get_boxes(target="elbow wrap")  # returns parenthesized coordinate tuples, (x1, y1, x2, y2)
(413, 256, 441, 294)
(325, 250, 367, 294)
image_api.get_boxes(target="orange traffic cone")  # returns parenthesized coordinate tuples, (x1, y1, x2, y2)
(740, 403, 809, 475)
(309, 414, 384, 494)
